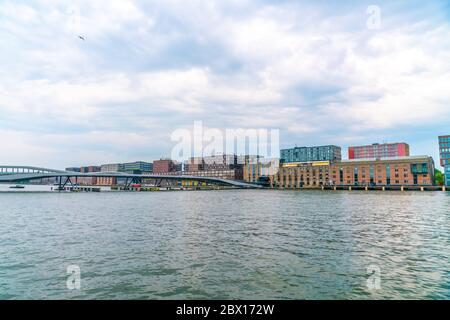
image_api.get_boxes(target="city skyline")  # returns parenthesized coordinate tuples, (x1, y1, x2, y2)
(4, 138, 446, 172)
(1, 0, 450, 168)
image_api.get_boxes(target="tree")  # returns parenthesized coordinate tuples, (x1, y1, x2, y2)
(435, 169, 444, 186)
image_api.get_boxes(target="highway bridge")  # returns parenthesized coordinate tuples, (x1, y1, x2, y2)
(0, 165, 262, 189)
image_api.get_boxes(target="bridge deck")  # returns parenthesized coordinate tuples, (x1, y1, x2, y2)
(0, 166, 262, 189)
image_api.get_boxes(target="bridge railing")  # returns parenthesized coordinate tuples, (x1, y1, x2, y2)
(0, 166, 62, 175)
(0, 166, 262, 188)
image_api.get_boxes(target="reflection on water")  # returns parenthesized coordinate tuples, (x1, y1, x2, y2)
(0, 184, 54, 192)
(0, 184, 111, 192)
(0, 190, 449, 299)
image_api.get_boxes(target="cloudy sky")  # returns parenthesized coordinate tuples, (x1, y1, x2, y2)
(1, 0, 449, 169)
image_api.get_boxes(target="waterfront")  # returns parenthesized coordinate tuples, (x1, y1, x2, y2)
(0, 190, 449, 299)
(0, 184, 112, 193)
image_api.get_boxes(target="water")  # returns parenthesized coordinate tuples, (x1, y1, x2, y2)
(0, 184, 55, 192)
(0, 189, 449, 300)
(0, 184, 111, 192)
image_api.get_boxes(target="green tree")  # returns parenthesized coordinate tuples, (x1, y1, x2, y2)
(435, 169, 444, 186)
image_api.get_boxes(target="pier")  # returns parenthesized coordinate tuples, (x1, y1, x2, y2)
(321, 185, 446, 192)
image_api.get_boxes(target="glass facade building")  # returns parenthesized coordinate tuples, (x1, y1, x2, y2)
(438, 135, 450, 186)
(122, 161, 153, 174)
(100, 162, 153, 174)
(280, 145, 341, 163)
(446, 166, 450, 187)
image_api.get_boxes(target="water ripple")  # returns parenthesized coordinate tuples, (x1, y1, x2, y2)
(0, 190, 449, 299)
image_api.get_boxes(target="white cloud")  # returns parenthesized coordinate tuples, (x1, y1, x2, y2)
(0, 0, 449, 167)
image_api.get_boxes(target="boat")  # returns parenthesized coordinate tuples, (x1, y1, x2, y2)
(9, 185, 25, 189)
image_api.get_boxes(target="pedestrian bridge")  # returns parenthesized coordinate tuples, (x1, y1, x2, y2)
(0, 165, 67, 174)
(0, 165, 261, 189)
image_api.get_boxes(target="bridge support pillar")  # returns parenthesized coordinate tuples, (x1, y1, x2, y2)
(57, 176, 62, 191)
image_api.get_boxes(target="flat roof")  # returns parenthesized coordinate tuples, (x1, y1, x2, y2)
(280, 145, 341, 150)
(340, 155, 431, 163)
(349, 142, 409, 147)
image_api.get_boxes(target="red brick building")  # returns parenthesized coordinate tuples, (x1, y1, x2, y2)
(348, 143, 409, 159)
(72, 166, 100, 185)
(275, 156, 435, 188)
(96, 177, 117, 186)
(153, 159, 177, 174)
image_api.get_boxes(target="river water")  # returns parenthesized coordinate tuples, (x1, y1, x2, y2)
(0, 189, 449, 299)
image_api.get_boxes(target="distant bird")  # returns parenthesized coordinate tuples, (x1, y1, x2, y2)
(78, 36, 85, 41)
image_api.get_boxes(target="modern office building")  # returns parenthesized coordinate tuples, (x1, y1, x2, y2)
(348, 142, 409, 159)
(175, 162, 183, 172)
(100, 161, 153, 174)
(101, 163, 124, 172)
(439, 135, 450, 186)
(274, 156, 435, 188)
(445, 166, 450, 187)
(121, 161, 153, 174)
(65, 167, 81, 172)
(280, 145, 341, 163)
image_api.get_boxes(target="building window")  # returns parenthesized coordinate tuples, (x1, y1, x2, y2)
(370, 165, 375, 185)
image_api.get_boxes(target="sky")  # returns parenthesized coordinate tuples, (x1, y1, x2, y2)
(1, 0, 449, 169)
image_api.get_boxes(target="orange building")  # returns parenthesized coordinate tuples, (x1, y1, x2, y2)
(72, 177, 97, 186)
(332, 156, 434, 186)
(96, 177, 117, 186)
(275, 156, 435, 188)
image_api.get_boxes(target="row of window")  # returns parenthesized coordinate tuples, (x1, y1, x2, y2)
(278, 178, 427, 186)
(280, 167, 426, 176)
(278, 168, 429, 185)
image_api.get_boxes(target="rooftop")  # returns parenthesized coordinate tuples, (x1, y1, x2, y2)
(280, 145, 341, 150)
(340, 155, 431, 163)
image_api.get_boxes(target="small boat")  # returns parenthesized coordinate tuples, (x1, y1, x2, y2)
(9, 185, 25, 189)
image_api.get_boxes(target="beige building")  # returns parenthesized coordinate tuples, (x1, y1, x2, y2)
(275, 161, 331, 188)
(244, 158, 280, 185)
(274, 156, 435, 188)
